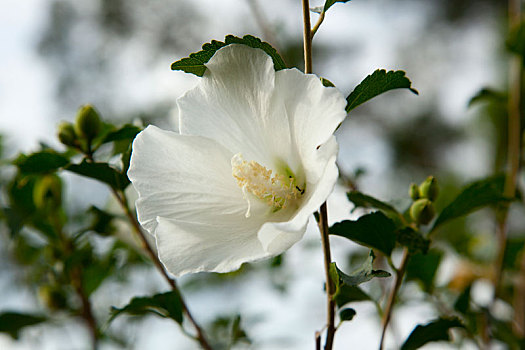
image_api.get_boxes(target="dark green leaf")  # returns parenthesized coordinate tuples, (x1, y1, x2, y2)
(401, 317, 464, 350)
(109, 291, 183, 324)
(65, 160, 130, 190)
(339, 308, 356, 321)
(320, 77, 335, 87)
(334, 285, 372, 308)
(432, 176, 511, 230)
(330, 212, 397, 256)
(324, 0, 352, 12)
(101, 124, 141, 144)
(13, 151, 69, 174)
(506, 19, 525, 58)
(87, 206, 115, 236)
(346, 69, 418, 112)
(468, 88, 506, 107)
(171, 35, 286, 76)
(0, 312, 47, 339)
(405, 250, 443, 292)
(346, 191, 400, 217)
(396, 227, 430, 254)
(331, 251, 390, 288)
(82, 257, 115, 296)
(454, 284, 471, 314)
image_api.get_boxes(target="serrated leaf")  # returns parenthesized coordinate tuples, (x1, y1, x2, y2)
(171, 35, 286, 76)
(324, 0, 352, 12)
(432, 175, 511, 230)
(396, 227, 430, 255)
(506, 19, 525, 58)
(0, 312, 47, 339)
(109, 291, 183, 324)
(65, 160, 130, 191)
(330, 212, 397, 256)
(346, 191, 400, 217)
(339, 308, 356, 321)
(401, 317, 464, 350)
(346, 69, 418, 112)
(331, 251, 390, 290)
(13, 151, 69, 174)
(405, 250, 442, 293)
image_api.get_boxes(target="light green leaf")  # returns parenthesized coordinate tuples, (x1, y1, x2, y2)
(13, 151, 69, 174)
(331, 251, 390, 289)
(401, 317, 464, 350)
(109, 291, 183, 324)
(330, 212, 397, 256)
(431, 175, 511, 230)
(171, 35, 286, 76)
(346, 69, 418, 112)
(65, 160, 130, 191)
(0, 312, 47, 339)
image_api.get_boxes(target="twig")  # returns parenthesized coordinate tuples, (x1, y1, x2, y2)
(111, 188, 213, 350)
(379, 247, 410, 350)
(311, 11, 326, 39)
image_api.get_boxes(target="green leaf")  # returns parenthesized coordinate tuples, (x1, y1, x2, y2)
(396, 227, 430, 254)
(320, 77, 335, 87)
(405, 250, 443, 292)
(334, 285, 372, 308)
(506, 19, 525, 58)
(468, 88, 506, 107)
(330, 212, 397, 256)
(87, 206, 115, 236)
(331, 251, 390, 289)
(401, 317, 464, 350)
(109, 291, 183, 324)
(101, 124, 141, 144)
(431, 176, 511, 230)
(0, 312, 47, 339)
(13, 151, 69, 174)
(346, 191, 400, 217)
(345, 69, 418, 112)
(171, 35, 286, 76)
(324, 0, 352, 12)
(65, 160, 130, 190)
(453, 284, 471, 314)
(339, 308, 356, 322)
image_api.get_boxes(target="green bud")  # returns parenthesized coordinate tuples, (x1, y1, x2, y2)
(409, 183, 420, 200)
(419, 176, 439, 201)
(33, 174, 62, 210)
(74, 104, 101, 141)
(38, 285, 67, 310)
(410, 198, 435, 225)
(57, 122, 77, 147)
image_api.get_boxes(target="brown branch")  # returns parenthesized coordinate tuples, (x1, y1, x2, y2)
(111, 188, 213, 350)
(379, 248, 410, 350)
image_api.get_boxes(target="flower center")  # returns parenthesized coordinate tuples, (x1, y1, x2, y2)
(231, 153, 304, 218)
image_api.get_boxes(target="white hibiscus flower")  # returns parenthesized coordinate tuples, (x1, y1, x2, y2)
(128, 44, 346, 277)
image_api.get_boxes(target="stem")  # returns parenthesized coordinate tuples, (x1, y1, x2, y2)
(75, 280, 99, 350)
(111, 188, 213, 350)
(311, 11, 326, 39)
(302, 1, 336, 348)
(379, 248, 410, 350)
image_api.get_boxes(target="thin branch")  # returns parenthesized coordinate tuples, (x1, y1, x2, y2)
(302, 0, 313, 75)
(379, 248, 410, 350)
(111, 188, 213, 350)
(311, 11, 326, 39)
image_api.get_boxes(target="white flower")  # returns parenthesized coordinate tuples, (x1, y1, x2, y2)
(128, 44, 347, 277)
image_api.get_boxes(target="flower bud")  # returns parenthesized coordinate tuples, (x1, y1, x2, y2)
(409, 183, 420, 200)
(33, 174, 62, 210)
(410, 198, 435, 225)
(419, 176, 439, 201)
(57, 122, 77, 147)
(74, 104, 101, 141)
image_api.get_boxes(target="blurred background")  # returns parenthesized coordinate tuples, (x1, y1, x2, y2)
(0, 0, 522, 349)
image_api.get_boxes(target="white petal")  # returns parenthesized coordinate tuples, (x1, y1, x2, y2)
(177, 44, 295, 170)
(257, 137, 339, 254)
(273, 69, 347, 183)
(155, 217, 270, 276)
(127, 125, 265, 234)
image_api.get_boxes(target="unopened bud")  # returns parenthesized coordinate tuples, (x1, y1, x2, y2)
(409, 183, 420, 200)
(57, 122, 77, 147)
(419, 176, 439, 201)
(33, 174, 62, 210)
(75, 104, 101, 141)
(410, 198, 435, 225)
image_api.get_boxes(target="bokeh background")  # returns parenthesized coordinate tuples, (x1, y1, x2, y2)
(0, 0, 521, 349)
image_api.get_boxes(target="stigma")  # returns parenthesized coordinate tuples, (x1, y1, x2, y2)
(231, 153, 304, 217)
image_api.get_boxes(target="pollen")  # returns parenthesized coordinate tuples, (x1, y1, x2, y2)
(231, 153, 303, 217)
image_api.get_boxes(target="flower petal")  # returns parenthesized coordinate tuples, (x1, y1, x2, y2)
(155, 217, 270, 276)
(127, 125, 265, 235)
(257, 137, 339, 254)
(177, 44, 295, 170)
